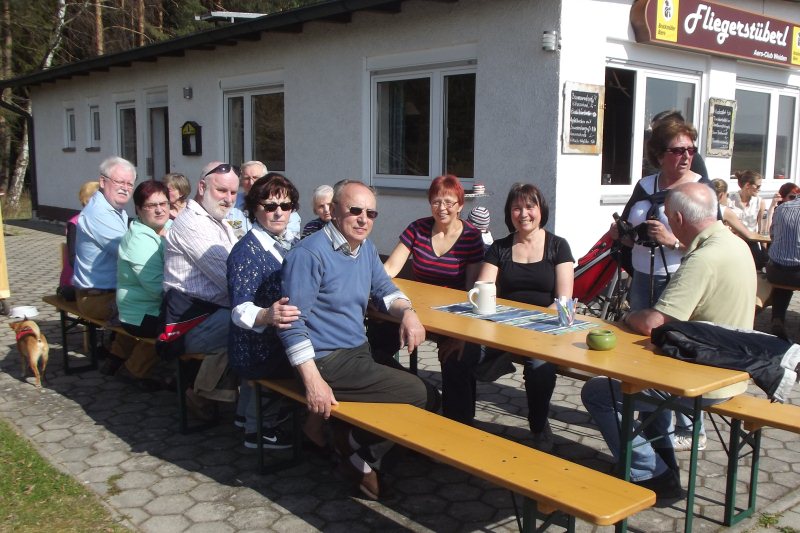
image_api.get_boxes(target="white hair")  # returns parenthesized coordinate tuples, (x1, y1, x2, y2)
(99, 156, 136, 180)
(312, 184, 334, 202)
(666, 183, 718, 224)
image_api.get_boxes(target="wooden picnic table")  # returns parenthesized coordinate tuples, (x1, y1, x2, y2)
(385, 279, 750, 532)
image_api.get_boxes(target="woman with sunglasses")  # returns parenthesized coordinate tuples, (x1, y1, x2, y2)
(380, 174, 485, 425)
(764, 182, 799, 235)
(227, 174, 319, 450)
(115, 180, 172, 387)
(613, 120, 712, 312)
(613, 120, 715, 452)
(728, 170, 765, 234)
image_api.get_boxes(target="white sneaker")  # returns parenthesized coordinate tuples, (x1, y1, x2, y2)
(673, 434, 706, 452)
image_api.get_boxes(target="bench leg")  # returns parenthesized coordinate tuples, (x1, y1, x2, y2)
(721, 418, 761, 526)
(59, 311, 98, 375)
(518, 496, 576, 533)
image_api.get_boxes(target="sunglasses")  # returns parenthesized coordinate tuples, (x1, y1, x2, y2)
(664, 146, 698, 156)
(347, 206, 379, 219)
(259, 201, 294, 212)
(204, 163, 240, 178)
(787, 194, 797, 201)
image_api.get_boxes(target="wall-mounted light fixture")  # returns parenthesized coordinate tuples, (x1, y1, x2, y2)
(183, 87, 193, 100)
(542, 30, 559, 52)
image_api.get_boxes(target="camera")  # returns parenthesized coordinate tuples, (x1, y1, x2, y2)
(613, 212, 658, 247)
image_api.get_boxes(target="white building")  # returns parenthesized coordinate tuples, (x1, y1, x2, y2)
(2, 0, 798, 257)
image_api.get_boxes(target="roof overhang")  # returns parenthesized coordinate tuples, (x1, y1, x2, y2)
(1, 0, 457, 91)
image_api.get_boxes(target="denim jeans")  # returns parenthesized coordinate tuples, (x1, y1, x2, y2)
(184, 308, 230, 354)
(628, 270, 669, 312)
(581, 376, 723, 482)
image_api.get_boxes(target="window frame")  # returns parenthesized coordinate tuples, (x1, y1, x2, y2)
(63, 107, 76, 151)
(601, 62, 701, 197)
(731, 80, 798, 185)
(116, 101, 138, 165)
(368, 51, 477, 191)
(87, 104, 101, 150)
(222, 85, 285, 171)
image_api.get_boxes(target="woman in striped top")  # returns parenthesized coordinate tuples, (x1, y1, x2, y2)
(381, 175, 485, 424)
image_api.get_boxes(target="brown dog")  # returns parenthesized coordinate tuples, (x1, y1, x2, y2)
(9, 320, 49, 388)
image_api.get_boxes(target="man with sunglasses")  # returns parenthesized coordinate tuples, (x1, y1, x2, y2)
(161, 161, 241, 417)
(278, 180, 439, 500)
(583, 182, 755, 500)
(73, 156, 138, 371)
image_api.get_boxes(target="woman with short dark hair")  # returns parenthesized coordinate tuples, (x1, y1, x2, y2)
(474, 182, 574, 451)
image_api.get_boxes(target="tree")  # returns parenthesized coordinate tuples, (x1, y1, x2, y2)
(0, 0, 326, 212)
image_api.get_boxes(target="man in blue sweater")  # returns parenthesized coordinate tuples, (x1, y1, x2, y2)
(279, 179, 437, 500)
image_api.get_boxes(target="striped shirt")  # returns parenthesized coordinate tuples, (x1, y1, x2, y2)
(399, 217, 484, 290)
(768, 199, 800, 267)
(163, 199, 238, 307)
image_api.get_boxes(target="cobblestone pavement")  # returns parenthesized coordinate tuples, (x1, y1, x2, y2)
(1, 220, 798, 533)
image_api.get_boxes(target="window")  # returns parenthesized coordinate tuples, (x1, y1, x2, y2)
(601, 66, 698, 186)
(731, 86, 797, 181)
(64, 108, 76, 150)
(88, 105, 101, 149)
(371, 66, 476, 188)
(225, 88, 285, 171)
(118, 103, 137, 164)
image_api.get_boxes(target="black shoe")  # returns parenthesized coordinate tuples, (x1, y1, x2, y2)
(234, 415, 246, 429)
(634, 468, 683, 500)
(244, 427, 292, 450)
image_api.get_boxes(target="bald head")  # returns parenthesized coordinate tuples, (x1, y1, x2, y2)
(664, 182, 718, 245)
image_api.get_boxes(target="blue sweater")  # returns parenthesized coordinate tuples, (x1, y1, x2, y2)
(227, 228, 297, 379)
(278, 229, 399, 366)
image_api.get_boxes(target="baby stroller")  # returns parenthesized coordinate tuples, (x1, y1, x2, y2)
(574, 230, 630, 322)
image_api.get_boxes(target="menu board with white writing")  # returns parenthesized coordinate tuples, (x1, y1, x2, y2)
(562, 82, 605, 155)
(706, 98, 737, 157)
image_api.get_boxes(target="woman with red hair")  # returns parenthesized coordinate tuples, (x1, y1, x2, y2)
(380, 175, 485, 425)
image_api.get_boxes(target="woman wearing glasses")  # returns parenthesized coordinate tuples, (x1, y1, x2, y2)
(613, 120, 714, 452)
(613, 120, 712, 313)
(380, 175, 485, 425)
(115, 181, 172, 387)
(728, 170, 765, 234)
(227, 174, 310, 450)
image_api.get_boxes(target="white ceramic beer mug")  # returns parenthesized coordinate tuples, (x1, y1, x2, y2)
(468, 281, 497, 315)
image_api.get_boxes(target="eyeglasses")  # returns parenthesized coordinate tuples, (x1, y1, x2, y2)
(204, 163, 240, 178)
(347, 206, 379, 219)
(101, 174, 135, 190)
(241, 174, 263, 183)
(663, 146, 698, 156)
(259, 201, 294, 212)
(787, 194, 797, 201)
(141, 201, 170, 211)
(431, 199, 457, 209)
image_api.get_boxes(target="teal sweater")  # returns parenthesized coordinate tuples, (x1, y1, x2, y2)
(116, 219, 170, 326)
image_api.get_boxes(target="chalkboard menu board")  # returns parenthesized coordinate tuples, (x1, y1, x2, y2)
(706, 98, 737, 157)
(569, 91, 599, 145)
(562, 82, 605, 154)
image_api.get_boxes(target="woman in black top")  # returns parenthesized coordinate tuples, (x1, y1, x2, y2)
(476, 183, 574, 451)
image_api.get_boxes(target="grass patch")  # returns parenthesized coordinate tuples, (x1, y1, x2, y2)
(758, 512, 783, 528)
(0, 419, 128, 532)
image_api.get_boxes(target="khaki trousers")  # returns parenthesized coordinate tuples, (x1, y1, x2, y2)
(75, 290, 156, 378)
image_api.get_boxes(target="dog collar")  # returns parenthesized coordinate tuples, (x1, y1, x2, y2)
(15, 326, 35, 342)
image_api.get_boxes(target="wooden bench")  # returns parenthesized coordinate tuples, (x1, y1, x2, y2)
(253, 378, 655, 532)
(706, 395, 800, 526)
(42, 294, 214, 434)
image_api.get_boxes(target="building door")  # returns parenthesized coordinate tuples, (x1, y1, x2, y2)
(148, 106, 169, 179)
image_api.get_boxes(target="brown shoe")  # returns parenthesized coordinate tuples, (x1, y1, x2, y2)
(185, 389, 215, 421)
(337, 459, 380, 500)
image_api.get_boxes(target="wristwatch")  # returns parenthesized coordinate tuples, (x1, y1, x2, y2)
(672, 239, 681, 250)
